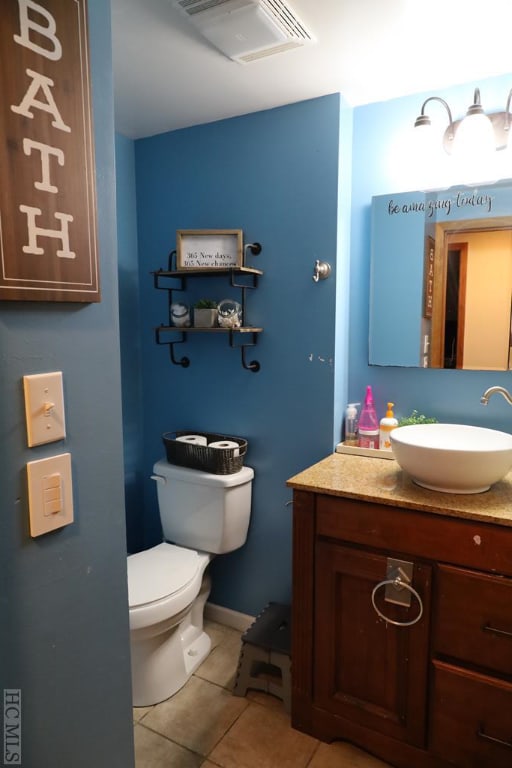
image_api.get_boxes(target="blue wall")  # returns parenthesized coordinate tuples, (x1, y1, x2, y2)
(131, 95, 346, 615)
(0, 2, 134, 766)
(348, 73, 512, 429)
(116, 133, 144, 554)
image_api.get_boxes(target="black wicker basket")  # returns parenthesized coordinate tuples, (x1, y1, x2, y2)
(162, 431, 247, 474)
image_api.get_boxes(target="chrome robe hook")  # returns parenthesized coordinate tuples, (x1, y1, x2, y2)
(313, 260, 331, 282)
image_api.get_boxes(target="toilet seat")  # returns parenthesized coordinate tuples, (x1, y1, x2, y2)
(128, 542, 210, 630)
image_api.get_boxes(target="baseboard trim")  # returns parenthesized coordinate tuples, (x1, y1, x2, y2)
(205, 601, 254, 632)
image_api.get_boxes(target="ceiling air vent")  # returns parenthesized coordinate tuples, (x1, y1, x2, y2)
(172, 0, 314, 63)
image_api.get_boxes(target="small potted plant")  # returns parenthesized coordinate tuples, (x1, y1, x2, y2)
(193, 298, 218, 328)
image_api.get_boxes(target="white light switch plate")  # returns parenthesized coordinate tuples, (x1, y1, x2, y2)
(27, 453, 74, 537)
(23, 372, 66, 446)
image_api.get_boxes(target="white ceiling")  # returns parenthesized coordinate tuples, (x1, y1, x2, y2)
(111, 0, 512, 140)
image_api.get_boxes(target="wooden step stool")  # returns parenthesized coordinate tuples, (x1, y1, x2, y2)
(233, 602, 291, 712)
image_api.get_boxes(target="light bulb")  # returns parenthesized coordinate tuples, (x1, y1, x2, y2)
(410, 118, 451, 189)
(452, 108, 496, 184)
(453, 111, 496, 158)
(499, 127, 512, 179)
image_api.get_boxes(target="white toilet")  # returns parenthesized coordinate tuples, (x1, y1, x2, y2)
(127, 459, 254, 706)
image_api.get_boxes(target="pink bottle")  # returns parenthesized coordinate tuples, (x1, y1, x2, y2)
(357, 386, 379, 449)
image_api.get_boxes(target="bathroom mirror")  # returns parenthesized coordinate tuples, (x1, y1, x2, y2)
(370, 181, 512, 369)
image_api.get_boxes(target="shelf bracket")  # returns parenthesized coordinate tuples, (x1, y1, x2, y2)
(230, 331, 260, 373)
(155, 326, 190, 368)
(169, 341, 190, 368)
(241, 347, 260, 373)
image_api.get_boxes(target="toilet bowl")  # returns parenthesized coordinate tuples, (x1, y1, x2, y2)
(128, 543, 212, 705)
(127, 461, 253, 706)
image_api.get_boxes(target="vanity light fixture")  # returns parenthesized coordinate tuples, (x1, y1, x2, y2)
(413, 87, 512, 156)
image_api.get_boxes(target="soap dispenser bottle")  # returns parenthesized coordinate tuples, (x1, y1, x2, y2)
(344, 403, 360, 446)
(379, 402, 398, 451)
(357, 386, 379, 449)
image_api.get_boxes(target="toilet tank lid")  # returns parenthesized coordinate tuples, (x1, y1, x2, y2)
(153, 460, 254, 486)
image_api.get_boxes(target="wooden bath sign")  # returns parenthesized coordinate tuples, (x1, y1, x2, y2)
(0, 0, 100, 302)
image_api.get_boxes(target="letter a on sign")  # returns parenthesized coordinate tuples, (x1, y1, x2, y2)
(0, 0, 100, 302)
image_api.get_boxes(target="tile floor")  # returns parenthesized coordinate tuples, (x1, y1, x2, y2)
(133, 619, 392, 768)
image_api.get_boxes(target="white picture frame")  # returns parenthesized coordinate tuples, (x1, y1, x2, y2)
(176, 229, 243, 270)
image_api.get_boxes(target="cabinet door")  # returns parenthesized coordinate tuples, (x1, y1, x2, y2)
(314, 540, 431, 747)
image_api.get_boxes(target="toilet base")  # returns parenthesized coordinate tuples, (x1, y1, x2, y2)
(131, 574, 211, 706)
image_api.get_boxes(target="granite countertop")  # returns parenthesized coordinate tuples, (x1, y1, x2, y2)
(286, 452, 512, 528)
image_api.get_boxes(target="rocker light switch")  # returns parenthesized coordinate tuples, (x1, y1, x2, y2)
(27, 454, 74, 537)
(23, 372, 66, 447)
(42, 472, 63, 516)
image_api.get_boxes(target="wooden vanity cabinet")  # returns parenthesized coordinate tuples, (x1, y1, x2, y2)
(291, 490, 512, 768)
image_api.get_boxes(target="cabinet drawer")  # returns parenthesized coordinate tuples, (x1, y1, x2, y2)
(430, 661, 512, 768)
(315, 494, 512, 576)
(434, 564, 512, 675)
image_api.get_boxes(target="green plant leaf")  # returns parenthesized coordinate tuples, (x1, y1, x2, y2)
(194, 298, 217, 309)
(397, 410, 438, 427)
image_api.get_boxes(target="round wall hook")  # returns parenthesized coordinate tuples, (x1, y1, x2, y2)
(313, 260, 331, 282)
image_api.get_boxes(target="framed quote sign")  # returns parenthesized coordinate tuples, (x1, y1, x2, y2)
(176, 230, 243, 270)
(0, 0, 100, 302)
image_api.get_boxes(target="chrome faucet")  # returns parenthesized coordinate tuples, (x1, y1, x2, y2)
(480, 386, 512, 406)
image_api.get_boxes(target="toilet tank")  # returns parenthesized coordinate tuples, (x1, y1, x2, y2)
(152, 460, 254, 554)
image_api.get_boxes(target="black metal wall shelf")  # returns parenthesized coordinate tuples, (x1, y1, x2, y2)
(152, 248, 263, 372)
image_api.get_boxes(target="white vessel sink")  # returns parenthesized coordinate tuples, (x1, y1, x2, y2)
(390, 423, 512, 494)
